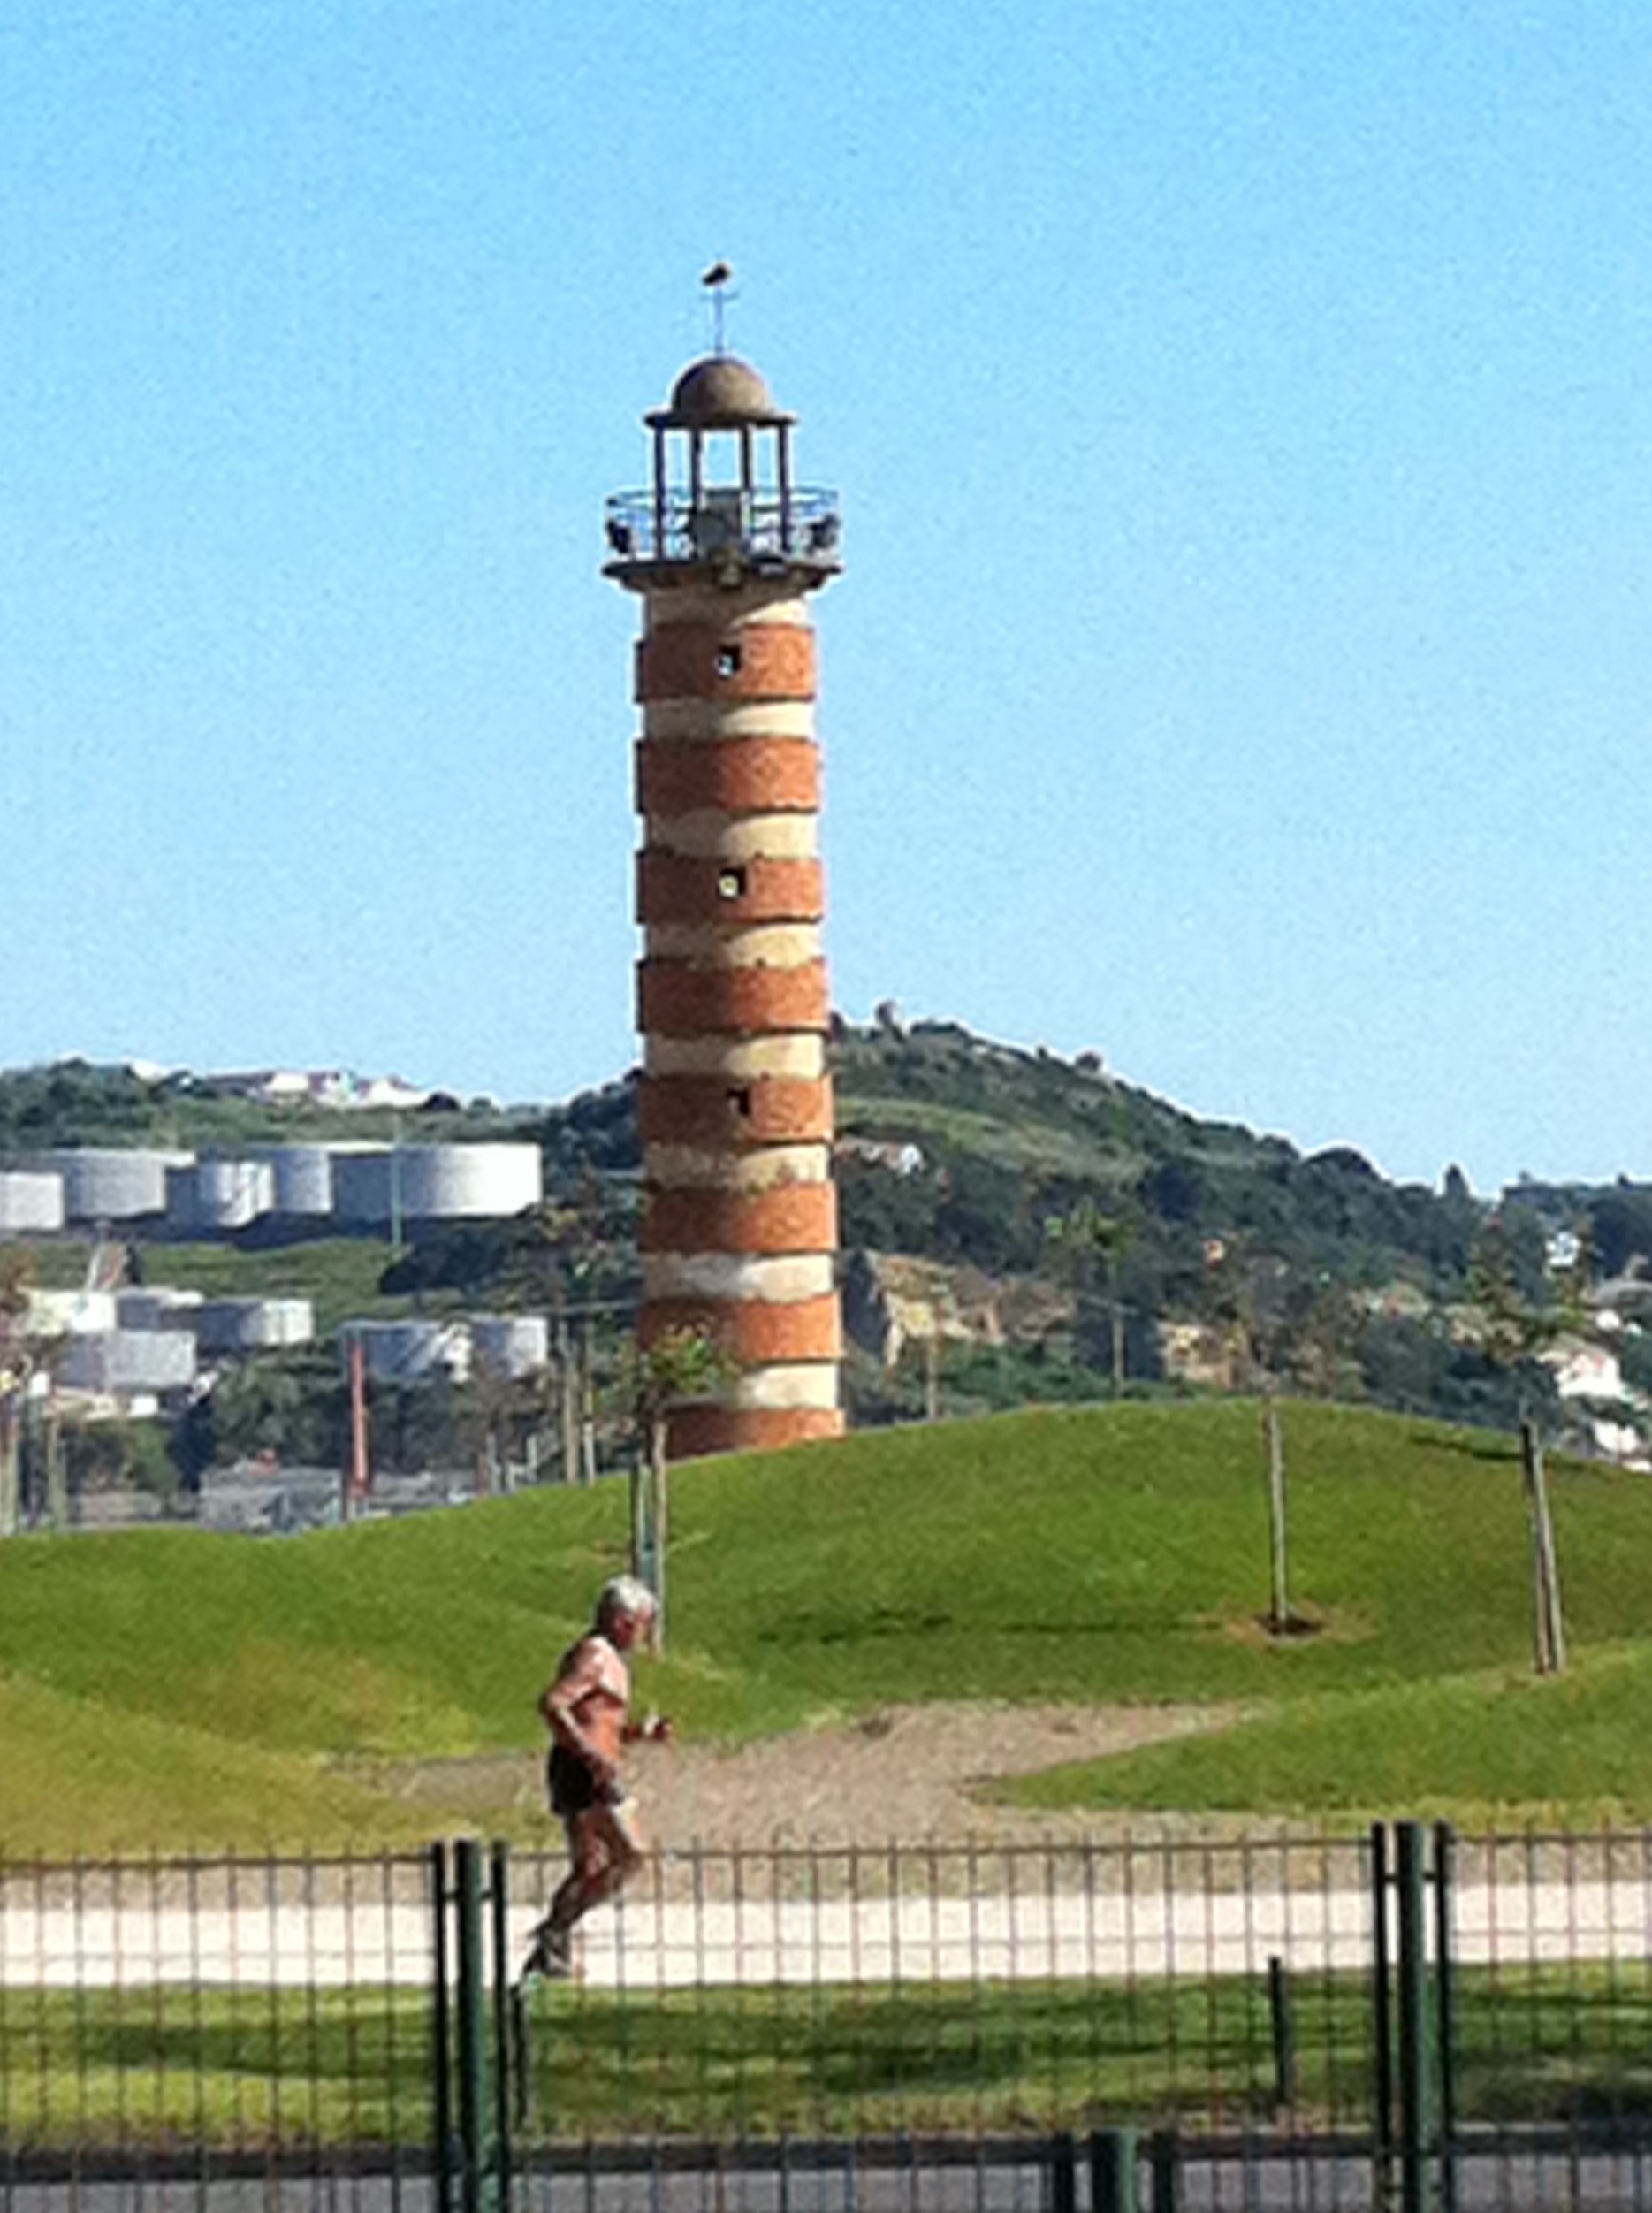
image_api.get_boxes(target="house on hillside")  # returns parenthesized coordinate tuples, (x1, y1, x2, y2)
(1541, 1334, 1650, 1469)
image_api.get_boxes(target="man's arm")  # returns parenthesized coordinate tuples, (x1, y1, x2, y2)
(622, 1713, 674, 1744)
(539, 1640, 620, 1791)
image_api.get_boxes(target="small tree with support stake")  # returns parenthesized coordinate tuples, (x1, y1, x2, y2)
(0, 1248, 62, 1536)
(622, 1325, 735, 1652)
(1042, 1200, 1138, 1393)
(1469, 1217, 1572, 1675)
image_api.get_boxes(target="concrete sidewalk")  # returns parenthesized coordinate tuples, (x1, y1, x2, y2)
(2, 1873, 1646, 1989)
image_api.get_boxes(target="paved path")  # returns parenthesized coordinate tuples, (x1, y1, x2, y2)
(3, 1875, 1648, 1989)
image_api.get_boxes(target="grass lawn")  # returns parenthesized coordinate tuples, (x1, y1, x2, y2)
(20, 1240, 427, 1333)
(4, 1400, 1652, 1847)
(4, 1965, 1649, 2148)
(149, 1240, 425, 1335)
(1000, 1643, 1652, 1825)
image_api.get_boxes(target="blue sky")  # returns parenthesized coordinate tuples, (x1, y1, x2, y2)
(2, 0, 1648, 1194)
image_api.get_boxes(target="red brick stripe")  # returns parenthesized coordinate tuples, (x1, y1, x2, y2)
(642, 1181, 837, 1254)
(666, 1404, 844, 1459)
(642, 1293, 841, 1363)
(637, 961, 829, 1037)
(638, 1074, 834, 1146)
(636, 737, 820, 816)
(636, 851, 825, 927)
(637, 623, 816, 704)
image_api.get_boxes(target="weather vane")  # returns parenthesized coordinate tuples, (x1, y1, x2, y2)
(701, 262, 735, 355)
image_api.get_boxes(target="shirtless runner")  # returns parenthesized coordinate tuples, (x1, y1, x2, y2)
(519, 1575, 671, 1982)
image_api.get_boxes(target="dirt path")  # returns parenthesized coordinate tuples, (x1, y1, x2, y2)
(635, 1702, 1238, 1849)
(392, 1703, 1240, 1849)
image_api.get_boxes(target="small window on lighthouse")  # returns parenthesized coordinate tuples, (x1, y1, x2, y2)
(718, 866, 747, 901)
(727, 1087, 752, 1120)
(715, 644, 742, 679)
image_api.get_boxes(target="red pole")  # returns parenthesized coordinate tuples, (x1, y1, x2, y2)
(348, 1338, 370, 1513)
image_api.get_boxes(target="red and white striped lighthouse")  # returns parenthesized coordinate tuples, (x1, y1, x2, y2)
(605, 351, 844, 1459)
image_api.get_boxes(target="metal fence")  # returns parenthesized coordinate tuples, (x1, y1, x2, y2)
(6, 1827, 1652, 2209)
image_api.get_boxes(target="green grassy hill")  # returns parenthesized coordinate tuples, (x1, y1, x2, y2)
(4, 1400, 1650, 1851)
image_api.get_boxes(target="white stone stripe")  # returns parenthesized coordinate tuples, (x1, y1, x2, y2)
(644, 813, 819, 860)
(646, 1034, 825, 1080)
(643, 922, 822, 966)
(643, 1144, 832, 1191)
(643, 1254, 834, 1302)
(734, 1362, 840, 1410)
(643, 701, 816, 741)
(645, 590, 811, 629)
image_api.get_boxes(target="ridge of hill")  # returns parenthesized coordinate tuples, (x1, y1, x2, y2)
(5, 1027, 1651, 1443)
(506, 1021, 1643, 1436)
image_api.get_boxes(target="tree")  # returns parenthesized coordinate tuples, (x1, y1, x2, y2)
(621, 1326, 735, 1650)
(0, 1248, 60, 1533)
(1467, 1218, 1573, 1675)
(1043, 1200, 1138, 1392)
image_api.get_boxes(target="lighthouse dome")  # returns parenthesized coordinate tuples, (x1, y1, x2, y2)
(662, 355, 793, 427)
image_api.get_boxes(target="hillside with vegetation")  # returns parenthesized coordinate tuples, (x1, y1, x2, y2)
(504, 1021, 1651, 1443)
(4, 1028, 1651, 1469)
(5, 1400, 1652, 1851)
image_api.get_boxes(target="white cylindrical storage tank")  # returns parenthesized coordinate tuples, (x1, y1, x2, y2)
(197, 1159, 276, 1232)
(116, 1288, 202, 1331)
(164, 1164, 194, 1228)
(254, 1297, 315, 1347)
(192, 1297, 316, 1355)
(166, 1159, 277, 1233)
(45, 1149, 188, 1222)
(394, 1144, 544, 1220)
(471, 1314, 550, 1380)
(58, 1330, 197, 1393)
(0, 1171, 65, 1233)
(330, 1148, 395, 1228)
(257, 1146, 336, 1218)
(339, 1319, 471, 1383)
(26, 1288, 118, 1336)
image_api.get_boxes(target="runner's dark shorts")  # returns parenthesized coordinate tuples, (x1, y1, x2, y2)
(546, 1744, 601, 1818)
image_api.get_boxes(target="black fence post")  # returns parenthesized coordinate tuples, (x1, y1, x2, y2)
(1396, 1820, 1432, 2213)
(1268, 1955, 1297, 2113)
(490, 1841, 514, 2209)
(1434, 1821, 1458, 2213)
(1370, 1820, 1394, 2189)
(1091, 2126, 1139, 2213)
(430, 1841, 455, 2213)
(1050, 2130, 1078, 2213)
(454, 1837, 491, 2213)
(1149, 2129, 1179, 2212)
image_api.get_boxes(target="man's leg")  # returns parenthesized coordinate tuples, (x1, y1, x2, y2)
(522, 1805, 645, 1981)
(521, 1817, 593, 1980)
(568, 1801, 645, 1916)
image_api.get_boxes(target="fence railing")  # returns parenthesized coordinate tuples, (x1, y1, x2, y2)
(6, 1827, 1652, 2209)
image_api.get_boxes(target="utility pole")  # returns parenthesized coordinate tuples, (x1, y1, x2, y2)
(578, 1317, 598, 1486)
(1262, 1392, 1290, 1634)
(1520, 1419, 1565, 1675)
(345, 1336, 370, 1520)
(555, 1309, 578, 1484)
(0, 1395, 18, 1538)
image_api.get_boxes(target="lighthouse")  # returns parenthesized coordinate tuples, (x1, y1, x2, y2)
(605, 349, 844, 1459)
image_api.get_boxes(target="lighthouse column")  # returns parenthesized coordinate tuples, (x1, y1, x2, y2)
(608, 354, 844, 1458)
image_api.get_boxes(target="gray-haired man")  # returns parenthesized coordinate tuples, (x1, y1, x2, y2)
(519, 1576, 672, 1981)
